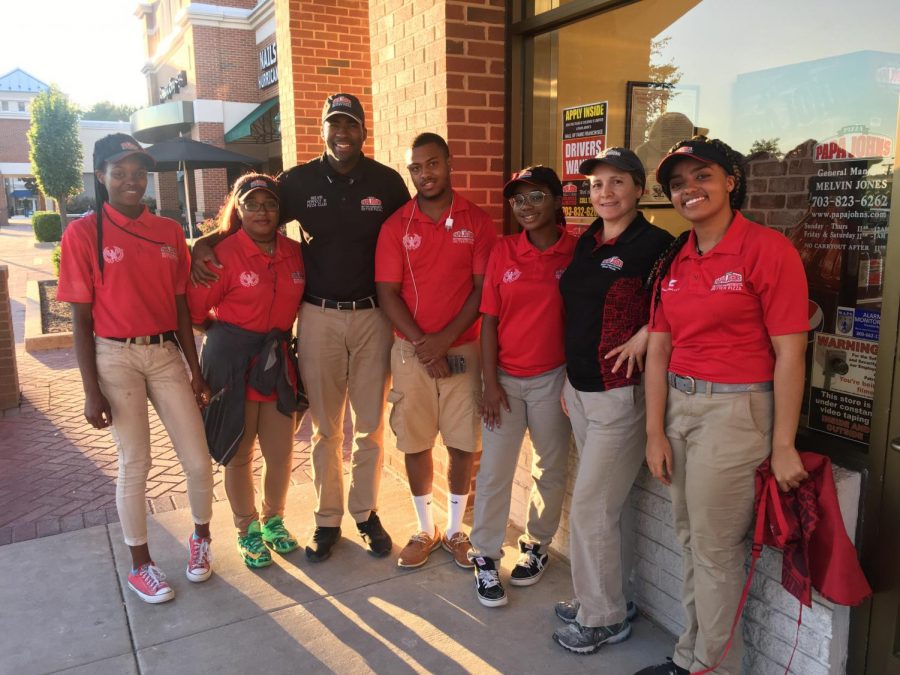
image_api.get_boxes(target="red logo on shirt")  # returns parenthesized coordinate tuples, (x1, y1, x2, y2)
(291, 271, 304, 284)
(102, 246, 124, 264)
(239, 271, 260, 287)
(554, 267, 566, 280)
(711, 271, 744, 291)
(361, 197, 383, 212)
(502, 267, 522, 284)
(452, 229, 475, 245)
(160, 245, 177, 260)
(402, 233, 422, 251)
(600, 256, 624, 271)
(662, 279, 679, 292)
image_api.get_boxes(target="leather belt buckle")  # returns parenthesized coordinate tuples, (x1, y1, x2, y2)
(672, 373, 696, 395)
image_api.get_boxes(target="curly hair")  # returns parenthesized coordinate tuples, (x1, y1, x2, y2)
(648, 136, 746, 315)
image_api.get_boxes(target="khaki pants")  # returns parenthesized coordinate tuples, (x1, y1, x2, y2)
(564, 379, 645, 627)
(667, 388, 773, 675)
(95, 338, 214, 547)
(469, 366, 570, 560)
(388, 339, 482, 454)
(298, 303, 392, 527)
(224, 400, 295, 534)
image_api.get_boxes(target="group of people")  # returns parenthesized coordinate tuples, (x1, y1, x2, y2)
(58, 90, 809, 675)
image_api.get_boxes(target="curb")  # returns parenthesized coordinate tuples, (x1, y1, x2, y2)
(24, 279, 73, 352)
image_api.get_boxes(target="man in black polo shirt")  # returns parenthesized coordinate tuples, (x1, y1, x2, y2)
(191, 93, 410, 563)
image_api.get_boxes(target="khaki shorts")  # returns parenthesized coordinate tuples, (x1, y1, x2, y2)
(388, 338, 482, 454)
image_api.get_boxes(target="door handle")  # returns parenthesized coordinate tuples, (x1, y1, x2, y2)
(891, 438, 900, 452)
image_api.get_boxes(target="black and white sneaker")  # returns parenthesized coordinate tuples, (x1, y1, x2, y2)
(633, 658, 689, 675)
(555, 598, 638, 624)
(552, 619, 632, 655)
(473, 556, 507, 607)
(509, 541, 548, 586)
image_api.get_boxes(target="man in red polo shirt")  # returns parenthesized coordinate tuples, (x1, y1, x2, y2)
(375, 132, 497, 568)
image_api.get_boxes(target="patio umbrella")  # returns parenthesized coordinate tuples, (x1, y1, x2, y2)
(145, 137, 262, 240)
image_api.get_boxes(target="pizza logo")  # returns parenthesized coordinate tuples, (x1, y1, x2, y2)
(361, 197, 383, 212)
(239, 271, 259, 288)
(452, 229, 475, 245)
(160, 245, 177, 260)
(600, 256, 624, 271)
(562, 184, 578, 194)
(502, 267, 522, 284)
(102, 246, 124, 264)
(662, 278, 679, 292)
(332, 95, 352, 107)
(403, 233, 422, 250)
(291, 271, 304, 285)
(711, 271, 743, 291)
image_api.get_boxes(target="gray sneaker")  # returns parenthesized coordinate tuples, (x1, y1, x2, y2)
(552, 619, 632, 654)
(555, 599, 637, 624)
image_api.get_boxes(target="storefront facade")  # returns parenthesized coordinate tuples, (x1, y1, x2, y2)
(132, 0, 282, 225)
(160, 0, 896, 670)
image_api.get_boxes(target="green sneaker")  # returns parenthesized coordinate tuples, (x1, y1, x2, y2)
(261, 515, 299, 554)
(237, 521, 273, 569)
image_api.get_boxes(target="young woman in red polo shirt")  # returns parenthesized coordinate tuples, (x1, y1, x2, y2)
(469, 166, 575, 608)
(58, 134, 214, 605)
(553, 148, 674, 655)
(637, 137, 809, 675)
(187, 174, 305, 570)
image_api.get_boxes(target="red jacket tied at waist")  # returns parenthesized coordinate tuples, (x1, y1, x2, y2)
(755, 452, 871, 607)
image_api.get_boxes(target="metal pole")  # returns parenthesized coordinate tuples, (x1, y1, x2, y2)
(182, 160, 194, 243)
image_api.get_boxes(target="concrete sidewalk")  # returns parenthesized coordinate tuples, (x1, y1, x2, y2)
(1, 472, 674, 675)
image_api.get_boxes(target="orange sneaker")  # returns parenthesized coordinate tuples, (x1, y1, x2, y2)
(397, 526, 441, 568)
(441, 530, 474, 568)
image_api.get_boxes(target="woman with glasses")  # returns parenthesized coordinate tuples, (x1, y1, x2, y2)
(187, 173, 306, 569)
(553, 148, 674, 655)
(468, 166, 575, 607)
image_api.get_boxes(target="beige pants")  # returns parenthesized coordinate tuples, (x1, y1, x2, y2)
(564, 379, 645, 627)
(224, 400, 295, 534)
(298, 303, 393, 527)
(388, 339, 482, 454)
(469, 366, 570, 560)
(667, 387, 773, 675)
(95, 338, 214, 547)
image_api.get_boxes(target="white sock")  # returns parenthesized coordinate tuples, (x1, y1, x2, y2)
(413, 493, 434, 534)
(446, 492, 468, 537)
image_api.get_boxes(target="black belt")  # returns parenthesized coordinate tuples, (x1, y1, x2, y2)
(668, 372, 773, 395)
(303, 294, 378, 310)
(103, 331, 177, 346)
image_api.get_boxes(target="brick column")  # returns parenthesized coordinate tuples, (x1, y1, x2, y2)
(275, 0, 374, 169)
(154, 171, 181, 222)
(192, 122, 229, 222)
(0, 266, 19, 411)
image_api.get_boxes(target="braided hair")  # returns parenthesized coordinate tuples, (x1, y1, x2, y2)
(646, 135, 747, 315)
(93, 162, 110, 282)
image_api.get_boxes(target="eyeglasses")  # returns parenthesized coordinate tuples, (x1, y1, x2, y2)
(240, 199, 279, 212)
(508, 191, 551, 208)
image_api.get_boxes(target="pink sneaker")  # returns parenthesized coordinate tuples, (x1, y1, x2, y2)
(186, 534, 213, 582)
(127, 563, 175, 604)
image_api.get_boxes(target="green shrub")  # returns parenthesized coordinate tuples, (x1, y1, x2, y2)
(66, 192, 95, 214)
(51, 245, 62, 277)
(32, 211, 61, 242)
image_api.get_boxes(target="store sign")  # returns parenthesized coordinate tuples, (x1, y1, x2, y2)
(560, 101, 607, 233)
(814, 126, 893, 162)
(259, 43, 278, 89)
(159, 71, 187, 102)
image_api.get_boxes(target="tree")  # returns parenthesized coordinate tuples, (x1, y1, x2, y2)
(27, 86, 83, 233)
(749, 138, 784, 159)
(81, 101, 137, 122)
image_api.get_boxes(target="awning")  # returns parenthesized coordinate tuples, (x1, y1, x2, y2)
(225, 98, 279, 143)
(10, 189, 34, 198)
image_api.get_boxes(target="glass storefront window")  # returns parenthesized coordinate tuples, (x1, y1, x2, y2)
(520, 0, 900, 457)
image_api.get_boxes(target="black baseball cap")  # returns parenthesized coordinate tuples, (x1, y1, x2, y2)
(655, 140, 733, 190)
(503, 165, 563, 198)
(93, 133, 155, 170)
(579, 147, 645, 186)
(322, 93, 365, 126)
(235, 175, 279, 202)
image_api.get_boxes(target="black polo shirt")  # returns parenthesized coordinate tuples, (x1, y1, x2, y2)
(560, 212, 674, 392)
(278, 153, 410, 301)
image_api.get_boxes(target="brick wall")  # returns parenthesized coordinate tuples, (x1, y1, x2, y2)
(192, 122, 229, 220)
(154, 171, 181, 222)
(275, 0, 374, 170)
(0, 119, 31, 163)
(0, 177, 8, 228)
(192, 24, 261, 103)
(0, 266, 19, 411)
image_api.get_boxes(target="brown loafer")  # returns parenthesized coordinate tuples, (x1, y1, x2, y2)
(397, 526, 441, 568)
(441, 530, 474, 568)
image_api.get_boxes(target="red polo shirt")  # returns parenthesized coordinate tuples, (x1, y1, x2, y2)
(57, 205, 190, 337)
(187, 229, 304, 332)
(481, 228, 576, 377)
(649, 211, 808, 382)
(375, 191, 497, 346)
